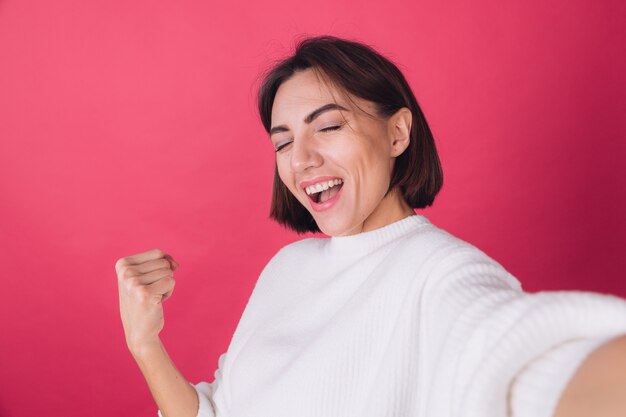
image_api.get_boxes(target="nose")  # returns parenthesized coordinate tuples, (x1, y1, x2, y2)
(290, 135, 322, 173)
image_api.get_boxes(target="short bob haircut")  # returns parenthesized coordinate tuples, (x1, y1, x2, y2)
(257, 35, 443, 235)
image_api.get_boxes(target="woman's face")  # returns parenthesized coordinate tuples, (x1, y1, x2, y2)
(270, 68, 413, 237)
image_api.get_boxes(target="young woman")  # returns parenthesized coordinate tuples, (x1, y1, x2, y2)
(116, 36, 626, 417)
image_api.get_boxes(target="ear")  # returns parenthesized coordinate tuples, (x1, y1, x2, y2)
(387, 107, 412, 157)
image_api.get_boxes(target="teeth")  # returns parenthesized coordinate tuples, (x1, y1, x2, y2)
(305, 179, 343, 195)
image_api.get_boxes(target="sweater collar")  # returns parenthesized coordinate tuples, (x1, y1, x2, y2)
(324, 213, 431, 255)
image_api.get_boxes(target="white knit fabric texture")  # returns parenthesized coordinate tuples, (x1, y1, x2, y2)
(509, 336, 615, 417)
(153, 214, 626, 417)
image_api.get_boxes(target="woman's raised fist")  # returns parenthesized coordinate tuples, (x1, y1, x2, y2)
(115, 248, 179, 354)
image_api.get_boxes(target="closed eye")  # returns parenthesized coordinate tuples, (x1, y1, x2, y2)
(319, 124, 343, 132)
(275, 124, 344, 152)
(275, 141, 292, 152)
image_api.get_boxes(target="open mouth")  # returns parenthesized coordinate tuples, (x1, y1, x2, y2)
(308, 181, 343, 204)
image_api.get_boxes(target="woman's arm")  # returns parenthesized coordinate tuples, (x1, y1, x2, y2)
(131, 339, 200, 417)
(554, 333, 626, 417)
(115, 248, 207, 417)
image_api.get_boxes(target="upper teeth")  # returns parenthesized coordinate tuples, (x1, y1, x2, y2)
(305, 179, 343, 195)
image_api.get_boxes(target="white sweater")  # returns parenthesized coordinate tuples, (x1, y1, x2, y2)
(158, 214, 626, 417)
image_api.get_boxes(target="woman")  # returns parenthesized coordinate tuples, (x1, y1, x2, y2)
(116, 36, 626, 417)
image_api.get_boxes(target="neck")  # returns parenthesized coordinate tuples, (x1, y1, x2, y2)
(342, 187, 415, 236)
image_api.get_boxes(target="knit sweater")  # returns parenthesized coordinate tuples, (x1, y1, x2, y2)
(157, 214, 626, 417)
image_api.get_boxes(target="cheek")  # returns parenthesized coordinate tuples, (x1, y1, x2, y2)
(337, 142, 384, 179)
(275, 157, 289, 181)
(276, 159, 298, 194)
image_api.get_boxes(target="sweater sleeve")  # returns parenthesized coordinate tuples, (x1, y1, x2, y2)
(508, 335, 615, 417)
(156, 352, 226, 417)
(421, 244, 626, 417)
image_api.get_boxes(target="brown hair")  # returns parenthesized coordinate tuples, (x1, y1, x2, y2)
(257, 35, 443, 234)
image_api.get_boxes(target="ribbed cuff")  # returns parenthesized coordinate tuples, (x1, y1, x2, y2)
(452, 291, 626, 417)
(509, 336, 614, 417)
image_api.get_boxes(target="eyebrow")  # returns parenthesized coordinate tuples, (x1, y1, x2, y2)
(269, 103, 349, 136)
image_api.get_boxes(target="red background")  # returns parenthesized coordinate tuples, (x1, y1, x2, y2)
(0, 0, 624, 415)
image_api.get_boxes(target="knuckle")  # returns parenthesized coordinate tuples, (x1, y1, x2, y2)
(116, 266, 127, 280)
(121, 266, 136, 279)
(153, 248, 165, 258)
(137, 286, 152, 302)
(115, 257, 129, 273)
(125, 276, 141, 290)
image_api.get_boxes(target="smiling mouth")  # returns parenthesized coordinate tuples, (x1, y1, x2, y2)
(309, 182, 343, 204)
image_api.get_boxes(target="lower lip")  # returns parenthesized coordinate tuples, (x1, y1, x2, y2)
(308, 185, 343, 212)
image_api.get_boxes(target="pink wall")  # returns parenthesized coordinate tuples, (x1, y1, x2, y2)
(0, 0, 624, 415)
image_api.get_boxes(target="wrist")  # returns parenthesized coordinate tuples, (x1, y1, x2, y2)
(128, 337, 163, 360)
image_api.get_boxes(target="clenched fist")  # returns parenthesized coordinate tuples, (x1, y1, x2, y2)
(116, 248, 180, 355)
